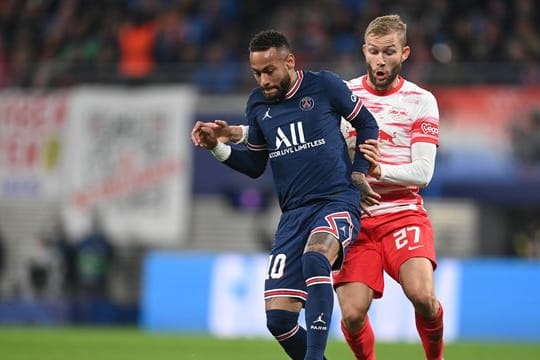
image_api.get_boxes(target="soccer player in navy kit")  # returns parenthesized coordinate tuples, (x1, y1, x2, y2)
(192, 30, 379, 360)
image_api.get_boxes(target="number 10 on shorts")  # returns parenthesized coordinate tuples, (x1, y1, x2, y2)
(266, 254, 286, 280)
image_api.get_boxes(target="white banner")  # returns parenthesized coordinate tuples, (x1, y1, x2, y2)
(63, 86, 196, 246)
(0, 90, 69, 199)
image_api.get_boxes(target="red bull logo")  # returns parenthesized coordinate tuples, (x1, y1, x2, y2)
(379, 129, 395, 143)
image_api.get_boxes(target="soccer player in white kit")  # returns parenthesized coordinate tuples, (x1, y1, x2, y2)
(333, 14, 444, 360)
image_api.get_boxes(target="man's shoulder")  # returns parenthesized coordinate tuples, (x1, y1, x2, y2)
(246, 87, 268, 111)
(347, 75, 364, 85)
(346, 75, 366, 92)
(401, 79, 435, 98)
(246, 87, 264, 102)
(304, 69, 345, 85)
(399, 79, 439, 113)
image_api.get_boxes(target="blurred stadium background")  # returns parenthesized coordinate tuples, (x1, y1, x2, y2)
(0, 0, 539, 358)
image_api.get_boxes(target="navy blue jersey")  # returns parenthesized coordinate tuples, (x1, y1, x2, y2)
(245, 70, 363, 211)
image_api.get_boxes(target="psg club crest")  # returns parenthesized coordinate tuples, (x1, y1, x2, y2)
(299, 96, 314, 111)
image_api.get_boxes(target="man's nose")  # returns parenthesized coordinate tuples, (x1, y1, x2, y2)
(260, 73, 271, 87)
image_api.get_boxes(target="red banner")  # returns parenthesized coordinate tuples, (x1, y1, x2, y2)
(433, 86, 540, 150)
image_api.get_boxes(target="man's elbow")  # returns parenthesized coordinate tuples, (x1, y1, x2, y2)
(412, 158, 435, 188)
(418, 169, 434, 188)
(246, 171, 263, 179)
(245, 166, 265, 179)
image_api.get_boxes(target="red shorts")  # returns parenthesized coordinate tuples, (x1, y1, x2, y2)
(333, 210, 437, 298)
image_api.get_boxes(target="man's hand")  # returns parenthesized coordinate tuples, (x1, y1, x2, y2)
(191, 121, 207, 147)
(359, 139, 381, 178)
(191, 121, 218, 149)
(351, 171, 381, 216)
(191, 120, 243, 146)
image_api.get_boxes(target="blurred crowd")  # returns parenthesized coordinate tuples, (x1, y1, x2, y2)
(0, 210, 120, 323)
(0, 0, 539, 91)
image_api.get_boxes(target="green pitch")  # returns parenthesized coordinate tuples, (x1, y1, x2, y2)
(1, 326, 539, 360)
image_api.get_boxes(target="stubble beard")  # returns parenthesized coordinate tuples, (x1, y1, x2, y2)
(367, 62, 402, 91)
(263, 74, 291, 101)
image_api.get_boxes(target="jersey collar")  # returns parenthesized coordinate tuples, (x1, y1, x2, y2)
(285, 70, 303, 99)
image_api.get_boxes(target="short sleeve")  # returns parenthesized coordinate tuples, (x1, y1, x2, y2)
(411, 91, 439, 146)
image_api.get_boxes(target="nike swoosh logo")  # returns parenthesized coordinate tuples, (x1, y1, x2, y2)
(408, 245, 424, 251)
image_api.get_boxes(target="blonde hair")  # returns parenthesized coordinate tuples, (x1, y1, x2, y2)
(364, 14, 407, 47)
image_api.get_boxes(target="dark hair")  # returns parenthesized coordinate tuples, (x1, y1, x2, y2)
(249, 30, 291, 52)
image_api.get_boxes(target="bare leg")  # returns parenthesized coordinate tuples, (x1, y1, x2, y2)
(400, 257, 444, 360)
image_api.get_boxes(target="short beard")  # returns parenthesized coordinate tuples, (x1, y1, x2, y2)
(367, 62, 401, 91)
(263, 74, 291, 101)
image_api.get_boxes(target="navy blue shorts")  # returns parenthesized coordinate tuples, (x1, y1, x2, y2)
(263, 201, 360, 302)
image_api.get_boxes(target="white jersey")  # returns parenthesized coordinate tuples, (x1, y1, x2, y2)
(343, 75, 439, 217)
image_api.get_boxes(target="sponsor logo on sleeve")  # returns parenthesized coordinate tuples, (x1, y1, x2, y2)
(420, 122, 438, 135)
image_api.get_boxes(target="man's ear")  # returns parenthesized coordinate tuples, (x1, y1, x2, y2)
(286, 52, 296, 70)
(401, 46, 411, 63)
